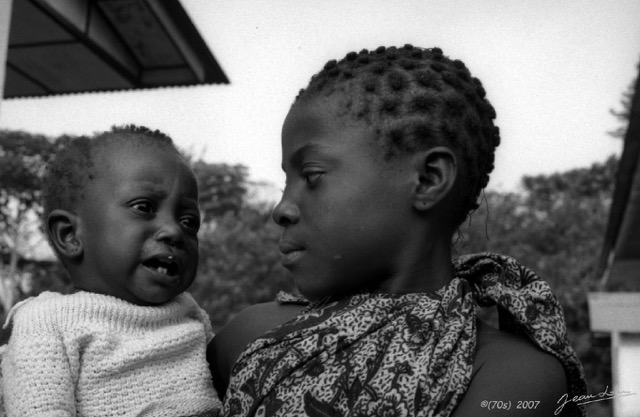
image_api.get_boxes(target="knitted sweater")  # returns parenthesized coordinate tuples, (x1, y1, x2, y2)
(1, 291, 221, 417)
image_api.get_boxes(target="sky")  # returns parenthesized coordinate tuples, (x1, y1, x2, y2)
(1, 0, 639, 201)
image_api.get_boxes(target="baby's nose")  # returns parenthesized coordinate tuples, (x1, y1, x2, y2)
(154, 218, 185, 248)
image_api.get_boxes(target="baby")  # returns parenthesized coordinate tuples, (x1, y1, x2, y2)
(2, 125, 221, 416)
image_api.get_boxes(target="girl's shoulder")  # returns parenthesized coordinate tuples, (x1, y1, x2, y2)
(474, 318, 561, 362)
(210, 302, 303, 365)
(208, 301, 304, 395)
(451, 320, 567, 416)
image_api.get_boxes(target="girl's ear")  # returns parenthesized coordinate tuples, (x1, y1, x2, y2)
(47, 209, 83, 261)
(412, 146, 457, 212)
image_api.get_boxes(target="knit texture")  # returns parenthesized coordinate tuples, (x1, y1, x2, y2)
(1, 291, 221, 417)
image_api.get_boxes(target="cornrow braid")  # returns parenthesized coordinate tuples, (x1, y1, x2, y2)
(42, 124, 182, 255)
(295, 45, 501, 227)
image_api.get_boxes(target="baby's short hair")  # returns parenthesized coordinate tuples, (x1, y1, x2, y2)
(42, 124, 181, 226)
(296, 45, 501, 227)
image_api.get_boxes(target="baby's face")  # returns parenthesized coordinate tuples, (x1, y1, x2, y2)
(75, 144, 200, 305)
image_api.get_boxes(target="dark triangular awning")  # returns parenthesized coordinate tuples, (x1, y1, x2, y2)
(598, 64, 640, 290)
(4, 0, 228, 99)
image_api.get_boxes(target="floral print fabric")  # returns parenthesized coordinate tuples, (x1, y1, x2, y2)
(222, 253, 586, 417)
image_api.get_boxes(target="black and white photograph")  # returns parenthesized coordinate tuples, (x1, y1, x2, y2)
(1, 1, 639, 416)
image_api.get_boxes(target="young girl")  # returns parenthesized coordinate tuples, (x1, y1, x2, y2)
(2, 126, 221, 416)
(210, 46, 587, 416)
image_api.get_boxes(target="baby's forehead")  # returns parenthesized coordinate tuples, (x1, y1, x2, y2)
(92, 141, 192, 183)
(93, 135, 171, 157)
(93, 138, 182, 167)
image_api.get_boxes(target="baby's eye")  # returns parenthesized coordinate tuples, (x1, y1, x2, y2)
(180, 215, 200, 233)
(131, 200, 156, 214)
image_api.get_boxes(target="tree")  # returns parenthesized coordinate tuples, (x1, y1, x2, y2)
(192, 161, 249, 221)
(0, 130, 61, 312)
(191, 204, 293, 330)
(188, 159, 292, 329)
(608, 62, 638, 139)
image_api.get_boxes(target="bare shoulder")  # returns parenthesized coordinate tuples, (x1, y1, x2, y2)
(451, 320, 567, 417)
(207, 301, 304, 397)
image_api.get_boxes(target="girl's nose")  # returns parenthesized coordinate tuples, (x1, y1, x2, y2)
(272, 195, 300, 227)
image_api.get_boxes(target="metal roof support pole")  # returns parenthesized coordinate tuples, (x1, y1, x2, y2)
(0, 0, 14, 120)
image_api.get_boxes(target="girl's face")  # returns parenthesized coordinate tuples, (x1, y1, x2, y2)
(273, 96, 418, 300)
(75, 144, 200, 306)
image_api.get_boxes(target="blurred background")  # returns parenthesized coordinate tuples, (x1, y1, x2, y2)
(1, 1, 640, 416)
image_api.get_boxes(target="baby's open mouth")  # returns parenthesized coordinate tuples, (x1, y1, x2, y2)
(142, 255, 180, 276)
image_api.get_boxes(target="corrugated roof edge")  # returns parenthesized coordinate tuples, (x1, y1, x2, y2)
(3, 81, 229, 100)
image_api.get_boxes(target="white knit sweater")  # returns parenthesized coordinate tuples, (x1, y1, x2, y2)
(1, 291, 221, 417)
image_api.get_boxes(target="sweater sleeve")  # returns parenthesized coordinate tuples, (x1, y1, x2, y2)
(2, 310, 76, 416)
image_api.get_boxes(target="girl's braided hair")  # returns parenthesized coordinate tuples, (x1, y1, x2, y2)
(295, 45, 501, 227)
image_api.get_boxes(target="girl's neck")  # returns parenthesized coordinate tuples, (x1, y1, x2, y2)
(376, 235, 454, 295)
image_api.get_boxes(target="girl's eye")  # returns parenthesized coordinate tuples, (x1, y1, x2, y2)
(180, 215, 201, 232)
(303, 171, 324, 187)
(131, 200, 155, 214)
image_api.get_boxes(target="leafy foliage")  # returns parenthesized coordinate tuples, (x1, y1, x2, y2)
(609, 76, 636, 139)
(190, 159, 293, 329)
(191, 204, 293, 330)
(0, 130, 64, 312)
(0, 130, 54, 247)
(192, 161, 249, 220)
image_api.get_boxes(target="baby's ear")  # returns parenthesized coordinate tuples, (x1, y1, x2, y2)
(412, 146, 457, 212)
(47, 209, 83, 261)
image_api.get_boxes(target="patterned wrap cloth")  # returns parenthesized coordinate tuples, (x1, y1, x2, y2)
(222, 253, 587, 417)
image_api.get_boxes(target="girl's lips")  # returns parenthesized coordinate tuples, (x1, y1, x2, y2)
(279, 241, 305, 267)
(281, 249, 305, 267)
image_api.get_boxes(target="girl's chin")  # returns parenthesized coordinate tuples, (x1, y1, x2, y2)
(294, 279, 338, 301)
